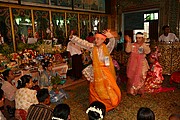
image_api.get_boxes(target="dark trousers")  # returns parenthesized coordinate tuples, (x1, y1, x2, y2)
(72, 54, 83, 79)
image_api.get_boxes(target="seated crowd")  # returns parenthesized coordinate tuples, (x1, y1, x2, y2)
(0, 63, 69, 120)
(0, 71, 179, 120)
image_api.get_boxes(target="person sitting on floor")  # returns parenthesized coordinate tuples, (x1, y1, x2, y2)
(137, 107, 155, 120)
(49, 81, 68, 104)
(1, 69, 17, 119)
(15, 75, 38, 120)
(86, 101, 106, 120)
(52, 103, 70, 120)
(144, 47, 164, 93)
(40, 59, 68, 103)
(144, 47, 176, 93)
(27, 88, 53, 120)
(40, 59, 66, 88)
(169, 113, 180, 120)
(0, 88, 6, 120)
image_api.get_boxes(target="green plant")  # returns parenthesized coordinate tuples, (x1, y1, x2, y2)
(0, 43, 14, 60)
(51, 76, 61, 85)
(17, 41, 42, 52)
(51, 75, 66, 86)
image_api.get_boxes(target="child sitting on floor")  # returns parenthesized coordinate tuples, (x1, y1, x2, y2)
(40, 59, 68, 103)
(52, 103, 70, 120)
(169, 113, 180, 120)
(49, 79, 68, 103)
(137, 107, 155, 120)
(0, 88, 6, 120)
(86, 101, 106, 120)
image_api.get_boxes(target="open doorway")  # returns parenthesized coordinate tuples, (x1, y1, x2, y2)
(122, 9, 159, 42)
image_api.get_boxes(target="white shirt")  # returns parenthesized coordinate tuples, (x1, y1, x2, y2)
(159, 33, 179, 43)
(67, 41, 82, 56)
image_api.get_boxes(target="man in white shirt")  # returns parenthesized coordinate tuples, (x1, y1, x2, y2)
(67, 30, 83, 80)
(159, 25, 179, 43)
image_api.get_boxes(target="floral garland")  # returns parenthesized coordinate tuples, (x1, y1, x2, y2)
(86, 106, 103, 119)
(52, 117, 64, 120)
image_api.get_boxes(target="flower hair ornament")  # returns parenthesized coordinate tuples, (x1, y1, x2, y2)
(52, 116, 64, 120)
(86, 106, 103, 119)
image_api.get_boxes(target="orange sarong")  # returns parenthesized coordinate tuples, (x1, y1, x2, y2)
(90, 44, 121, 112)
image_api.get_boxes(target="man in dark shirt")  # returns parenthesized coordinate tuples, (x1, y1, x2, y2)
(26, 88, 53, 120)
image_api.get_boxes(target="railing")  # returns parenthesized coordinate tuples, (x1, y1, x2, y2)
(158, 42, 180, 75)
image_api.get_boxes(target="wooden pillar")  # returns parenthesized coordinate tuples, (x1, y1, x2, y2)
(9, 7, 16, 52)
(168, 0, 179, 37)
(159, 0, 170, 35)
(31, 9, 35, 37)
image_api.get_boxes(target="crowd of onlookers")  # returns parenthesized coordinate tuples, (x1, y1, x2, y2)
(0, 69, 179, 120)
(0, 64, 66, 120)
(0, 86, 70, 120)
(0, 85, 179, 120)
(0, 66, 69, 120)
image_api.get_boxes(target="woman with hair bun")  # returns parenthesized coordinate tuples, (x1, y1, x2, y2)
(15, 75, 38, 120)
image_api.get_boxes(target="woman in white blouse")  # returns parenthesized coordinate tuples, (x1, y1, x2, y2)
(15, 75, 38, 112)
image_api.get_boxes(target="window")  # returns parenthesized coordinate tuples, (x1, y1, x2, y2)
(144, 12, 158, 21)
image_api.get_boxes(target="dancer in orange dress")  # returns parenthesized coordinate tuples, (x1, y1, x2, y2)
(69, 30, 121, 112)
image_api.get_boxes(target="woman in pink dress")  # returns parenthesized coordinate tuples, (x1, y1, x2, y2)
(125, 32, 151, 96)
